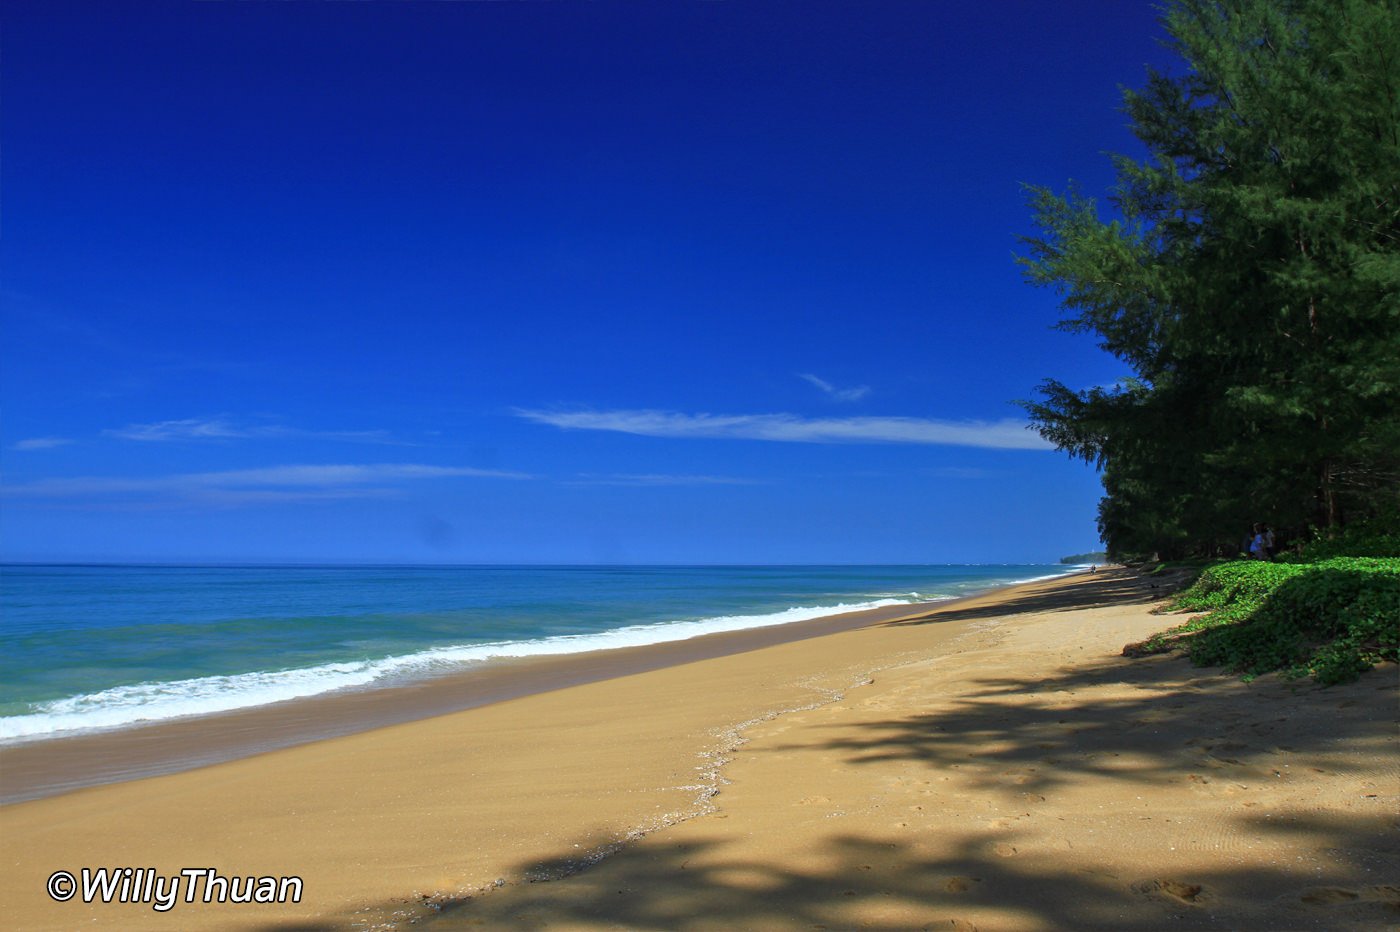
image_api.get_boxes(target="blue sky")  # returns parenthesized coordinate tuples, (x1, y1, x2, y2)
(1, 1, 1173, 564)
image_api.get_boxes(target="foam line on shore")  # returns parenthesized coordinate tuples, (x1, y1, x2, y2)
(0, 597, 919, 744)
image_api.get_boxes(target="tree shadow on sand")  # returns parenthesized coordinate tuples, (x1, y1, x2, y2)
(769, 652, 1396, 801)
(277, 650, 1399, 931)
(259, 817, 1397, 930)
(397, 809, 1397, 930)
(884, 567, 1187, 628)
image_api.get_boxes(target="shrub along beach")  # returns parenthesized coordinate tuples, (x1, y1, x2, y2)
(1127, 530, 1400, 685)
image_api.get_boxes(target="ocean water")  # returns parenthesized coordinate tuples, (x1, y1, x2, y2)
(0, 563, 1074, 744)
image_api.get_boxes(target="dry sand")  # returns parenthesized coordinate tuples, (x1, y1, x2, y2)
(1, 567, 1395, 930)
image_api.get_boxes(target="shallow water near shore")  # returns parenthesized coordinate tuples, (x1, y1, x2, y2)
(0, 563, 1073, 744)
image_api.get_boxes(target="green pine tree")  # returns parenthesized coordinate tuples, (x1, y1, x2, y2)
(1019, 0, 1400, 558)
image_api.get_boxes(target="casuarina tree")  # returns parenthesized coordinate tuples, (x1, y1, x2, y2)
(1019, 0, 1400, 559)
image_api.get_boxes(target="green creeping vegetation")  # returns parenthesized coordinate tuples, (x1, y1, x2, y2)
(1130, 557, 1400, 685)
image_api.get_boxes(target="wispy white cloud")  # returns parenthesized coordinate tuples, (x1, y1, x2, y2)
(104, 418, 247, 442)
(798, 373, 871, 402)
(10, 437, 74, 451)
(172, 488, 403, 507)
(516, 408, 1049, 451)
(3, 462, 530, 506)
(103, 417, 402, 445)
(569, 473, 761, 487)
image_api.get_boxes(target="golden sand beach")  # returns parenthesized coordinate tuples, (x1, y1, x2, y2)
(2, 568, 1395, 930)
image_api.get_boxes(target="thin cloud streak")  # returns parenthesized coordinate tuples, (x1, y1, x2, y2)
(103, 417, 404, 445)
(3, 463, 530, 505)
(799, 373, 871, 402)
(11, 437, 74, 451)
(517, 408, 1050, 450)
(182, 488, 403, 507)
(104, 418, 247, 441)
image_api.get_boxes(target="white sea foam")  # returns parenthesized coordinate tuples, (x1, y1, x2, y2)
(1010, 568, 1086, 585)
(0, 597, 910, 744)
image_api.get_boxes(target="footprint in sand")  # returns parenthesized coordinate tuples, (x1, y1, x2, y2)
(796, 795, 831, 806)
(992, 843, 1017, 858)
(1133, 879, 1207, 905)
(1186, 772, 1251, 798)
(943, 876, 981, 893)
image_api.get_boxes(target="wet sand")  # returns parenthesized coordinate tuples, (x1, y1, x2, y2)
(2, 568, 1395, 930)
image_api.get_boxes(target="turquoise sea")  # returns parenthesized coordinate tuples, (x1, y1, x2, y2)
(0, 563, 1077, 744)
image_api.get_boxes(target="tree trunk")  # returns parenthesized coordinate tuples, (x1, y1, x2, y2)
(1317, 458, 1339, 532)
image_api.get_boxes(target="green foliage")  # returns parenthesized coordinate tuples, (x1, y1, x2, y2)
(1170, 561, 1306, 612)
(1149, 557, 1400, 683)
(1277, 521, 1400, 562)
(1019, 0, 1400, 559)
